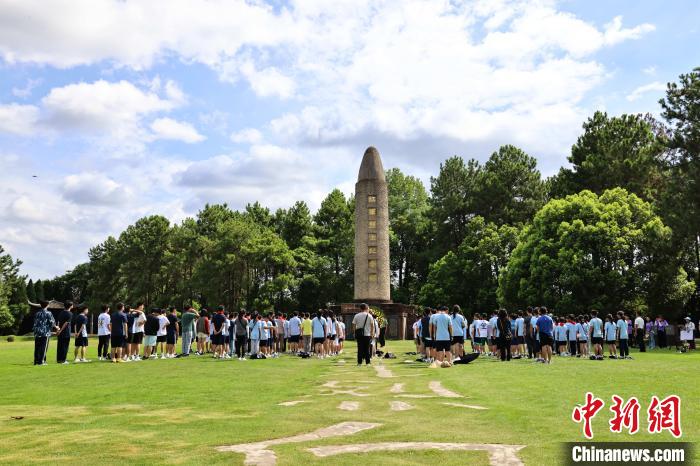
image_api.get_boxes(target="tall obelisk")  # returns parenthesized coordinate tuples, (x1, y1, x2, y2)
(354, 146, 391, 303)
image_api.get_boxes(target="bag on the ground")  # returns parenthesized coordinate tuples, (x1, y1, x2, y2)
(383, 352, 396, 359)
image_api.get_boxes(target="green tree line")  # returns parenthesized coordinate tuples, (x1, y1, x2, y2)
(2, 67, 699, 334)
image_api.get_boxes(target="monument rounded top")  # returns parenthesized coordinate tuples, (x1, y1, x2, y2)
(357, 146, 385, 182)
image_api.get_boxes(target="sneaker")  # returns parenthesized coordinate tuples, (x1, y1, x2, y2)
(61, 361, 70, 365)
(74, 359, 81, 363)
(81, 359, 90, 363)
(160, 355, 166, 360)
(98, 357, 103, 361)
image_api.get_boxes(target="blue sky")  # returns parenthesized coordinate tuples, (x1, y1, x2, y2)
(0, 0, 698, 279)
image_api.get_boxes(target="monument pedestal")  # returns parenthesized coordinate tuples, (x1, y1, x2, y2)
(335, 302, 416, 340)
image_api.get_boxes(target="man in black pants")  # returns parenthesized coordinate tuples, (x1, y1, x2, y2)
(33, 300, 58, 365)
(56, 301, 73, 364)
(352, 303, 375, 366)
(634, 311, 646, 352)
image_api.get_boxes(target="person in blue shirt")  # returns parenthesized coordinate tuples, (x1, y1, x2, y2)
(616, 311, 631, 359)
(488, 311, 499, 357)
(33, 300, 59, 365)
(588, 310, 604, 360)
(430, 306, 453, 365)
(312, 312, 327, 358)
(604, 314, 618, 359)
(110, 303, 128, 363)
(534, 307, 554, 363)
(449, 305, 466, 361)
(566, 315, 578, 357)
(514, 311, 525, 358)
(575, 316, 589, 357)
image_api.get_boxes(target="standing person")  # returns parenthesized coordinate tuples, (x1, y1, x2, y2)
(496, 309, 513, 362)
(634, 311, 646, 353)
(179, 304, 198, 357)
(33, 300, 58, 365)
(97, 305, 111, 360)
(566, 315, 578, 357)
(683, 317, 696, 350)
(196, 310, 209, 355)
(56, 301, 73, 364)
(301, 313, 312, 353)
(616, 312, 630, 359)
(156, 309, 169, 359)
(576, 316, 589, 358)
(656, 316, 668, 348)
(647, 317, 656, 350)
(555, 318, 568, 356)
(523, 308, 534, 359)
(130, 304, 146, 361)
(312, 311, 327, 358)
(249, 314, 264, 357)
(234, 311, 249, 360)
(588, 310, 604, 360)
(514, 311, 525, 358)
(450, 305, 466, 361)
(288, 312, 302, 354)
(210, 306, 227, 359)
(430, 306, 453, 365)
(488, 311, 499, 357)
(73, 305, 90, 363)
(419, 309, 433, 362)
(166, 307, 179, 358)
(122, 305, 132, 360)
(110, 303, 128, 363)
(604, 314, 618, 359)
(535, 307, 554, 364)
(143, 308, 160, 359)
(352, 303, 375, 366)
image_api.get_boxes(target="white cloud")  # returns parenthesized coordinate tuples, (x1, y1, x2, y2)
(150, 117, 205, 143)
(626, 81, 667, 101)
(643, 65, 657, 76)
(230, 127, 262, 144)
(62, 172, 132, 205)
(0, 103, 40, 135)
(42, 79, 179, 132)
(604, 16, 655, 45)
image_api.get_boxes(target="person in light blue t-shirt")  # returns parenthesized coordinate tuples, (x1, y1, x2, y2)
(312, 313, 327, 358)
(604, 314, 618, 359)
(488, 312, 499, 357)
(449, 305, 466, 360)
(430, 307, 454, 364)
(616, 311, 631, 359)
(588, 310, 604, 360)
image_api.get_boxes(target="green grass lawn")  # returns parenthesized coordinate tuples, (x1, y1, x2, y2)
(0, 338, 697, 465)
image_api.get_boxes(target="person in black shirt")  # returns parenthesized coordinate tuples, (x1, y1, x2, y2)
(210, 306, 226, 359)
(143, 309, 160, 359)
(56, 301, 74, 364)
(110, 303, 128, 363)
(166, 307, 179, 358)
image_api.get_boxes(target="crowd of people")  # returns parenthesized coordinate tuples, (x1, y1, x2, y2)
(31, 300, 355, 365)
(411, 305, 695, 366)
(30, 299, 695, 367)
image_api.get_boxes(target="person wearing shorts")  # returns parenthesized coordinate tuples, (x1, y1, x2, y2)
(534, 307, 554, 364)
(450, 305, 466, 360)
(312, 312, 327, 358)
(130, 304, 146, 361)
(110, 303, 128, 363)
(588, 310, 604, 360)
(166, 307, 179, 358)
(156, 309, 169, 359)
(430, 306, 453, 365)
(604, 314, 618, 358)
(210, 306, 227, 359)
(419, 309, 432, 361)
(249, 314, 263, 356)
(143, 308, 160, 358)
(196, 310, 209, 355)
(73, 305, 90, 363)
(288, 312, 302, 353)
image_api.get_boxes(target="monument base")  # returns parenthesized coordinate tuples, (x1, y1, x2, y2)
(333, 302, 417, 340)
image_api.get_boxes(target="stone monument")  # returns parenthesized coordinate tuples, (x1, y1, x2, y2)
(354, 146, 391, 303)
(337, 146, 415, 340)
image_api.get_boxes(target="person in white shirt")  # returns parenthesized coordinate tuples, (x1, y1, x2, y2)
(130, 304, 146, 361)
(156, 309, 169, 359)
(683, 317, 696, 350)
(97, 305, 111, 361)
(634, 311, 646, 352)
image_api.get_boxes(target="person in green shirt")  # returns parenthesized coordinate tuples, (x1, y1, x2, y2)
(179, 304, 199, 357)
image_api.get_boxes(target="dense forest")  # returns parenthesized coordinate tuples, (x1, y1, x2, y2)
(1, 67, 699, 334)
